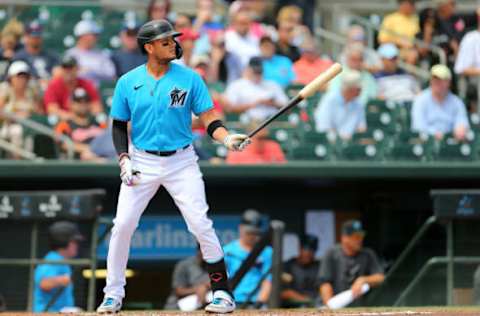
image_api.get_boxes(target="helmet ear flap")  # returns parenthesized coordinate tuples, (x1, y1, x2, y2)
(174, 39, 183, 59)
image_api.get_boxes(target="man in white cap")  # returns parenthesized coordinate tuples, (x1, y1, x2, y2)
(314, 70, 366, 140)
(66, 20, 116, 85)
(374, 43, 420, 102)
(411, 64, 469, 141)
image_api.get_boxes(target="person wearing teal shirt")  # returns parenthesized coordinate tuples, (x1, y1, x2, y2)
(224, 210, 272, 307)
(33, 221, 83, 313)
(259, 36, 295, 88)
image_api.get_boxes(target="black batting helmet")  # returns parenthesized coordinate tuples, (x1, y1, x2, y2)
(48, 221, 84, 249)
(137, 19, 183, 58)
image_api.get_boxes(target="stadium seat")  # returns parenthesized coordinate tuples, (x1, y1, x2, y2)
(340, 143, 381, 161)
(288, 142, 335, 161)
(435, 135, 476, 161)
(389, 131, 433, 161)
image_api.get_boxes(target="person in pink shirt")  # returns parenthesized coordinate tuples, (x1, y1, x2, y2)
(293, 40, 333, 86)
(226, 121, 286, 164)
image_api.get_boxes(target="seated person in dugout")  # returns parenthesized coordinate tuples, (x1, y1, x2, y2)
(318, 220, 384, 307)
(281, 234, 321, 307)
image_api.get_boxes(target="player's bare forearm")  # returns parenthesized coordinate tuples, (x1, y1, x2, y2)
(362, 273, 385, 287)
(320, 282, 334, 304)
(199, 108, 228, 142)
(257, 279, 272, 303)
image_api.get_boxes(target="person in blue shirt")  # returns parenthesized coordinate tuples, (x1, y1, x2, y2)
(33, 221, 83, 313)
(411, 64, 470, 141)
(259, 35, 296, 88)
(111, 21, 147, 77)
(224, 210, 273, 307)
(96, 20, 250, 314)
(314, 70, 366, 140)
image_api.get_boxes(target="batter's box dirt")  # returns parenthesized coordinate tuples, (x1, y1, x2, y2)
(3, 307, 480, 316)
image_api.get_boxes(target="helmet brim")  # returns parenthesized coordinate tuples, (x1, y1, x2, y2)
(145, 30, 183, 43)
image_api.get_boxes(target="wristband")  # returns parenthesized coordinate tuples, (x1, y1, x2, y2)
(207, 120, 227, 138)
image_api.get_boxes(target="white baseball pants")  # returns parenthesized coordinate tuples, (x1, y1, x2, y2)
(103, 146, 224, 300)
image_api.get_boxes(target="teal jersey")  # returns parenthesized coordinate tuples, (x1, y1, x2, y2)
(110, 63, 214, 151)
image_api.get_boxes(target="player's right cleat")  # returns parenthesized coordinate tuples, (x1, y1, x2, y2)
(96, 297, 122, 314)
(205, 290, 236, 313)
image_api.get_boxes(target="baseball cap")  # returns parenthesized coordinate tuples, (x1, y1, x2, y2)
(122, 19, 141, 32)
(177, 28, 200, 42)
(7, 60, 30, 77)
(430, 64, 451, 80)
(72, 87, 90, 102)
(342, 220, 365, 236)
(299, 234, 319, 252)
(25, 20, 43, 37)
(48, 221, 84, 248)
(248, 56, 263, 74)
(378, 43, 399, 59)
(240, 209, 263, 234)
(341, 70, 362, 88)
(60, 55, 78, 68)
(74, 20, 101, 37)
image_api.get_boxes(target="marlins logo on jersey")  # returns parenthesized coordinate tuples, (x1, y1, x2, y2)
(169, 87, 188, 107)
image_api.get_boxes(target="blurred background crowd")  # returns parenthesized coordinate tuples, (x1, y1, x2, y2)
(0, 0, 479, 163)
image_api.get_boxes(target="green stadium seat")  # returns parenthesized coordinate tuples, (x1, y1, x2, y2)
(340, 143, 381, 161)
(285, 84, 304, 99)
(268, 126, 296, 153)
(32, 134, 59, 159)
(436, 135, 476, 161)
(366, 111, 398, 134)
(366, 99, 396, 114)
(194, 137, 227, 159)
(288, 142, 335, 161)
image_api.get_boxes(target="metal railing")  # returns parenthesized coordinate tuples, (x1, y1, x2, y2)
(0, 138, 39, 160)
(315, 26, 431, 81)
(1, 111, 75, 160)
(349, 14, 447, 65)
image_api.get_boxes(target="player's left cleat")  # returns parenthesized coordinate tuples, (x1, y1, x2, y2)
(96, 297, 122, 314)
(205, 290, 235, 313)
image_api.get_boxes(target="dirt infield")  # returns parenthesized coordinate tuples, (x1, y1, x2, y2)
(3, 307, 480, 316)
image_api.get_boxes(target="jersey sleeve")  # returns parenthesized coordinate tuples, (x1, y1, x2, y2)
(35, 264, 62, 285)
(318, 248, 335, 285)
(366, 249, 384, 275)
(191, 72, 214, 115)
(110, 77, 131, 121)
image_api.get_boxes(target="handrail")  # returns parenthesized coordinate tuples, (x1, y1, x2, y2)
(0, 138, 39, 160)
(315, 26, 430, 80)
(1, 111, 75, 160)
(394, 256, 480, 306)
(350, 15, 447, 65)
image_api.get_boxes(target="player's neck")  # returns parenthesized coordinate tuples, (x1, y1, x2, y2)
(146, 59, 170, 80)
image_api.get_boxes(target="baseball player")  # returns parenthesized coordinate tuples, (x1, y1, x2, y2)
(96, 20, 250, 314)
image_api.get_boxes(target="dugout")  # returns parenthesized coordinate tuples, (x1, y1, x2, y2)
(2, 161, 480, 309)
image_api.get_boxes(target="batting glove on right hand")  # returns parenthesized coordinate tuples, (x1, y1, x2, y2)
(223, 134, 251, 151)
(119, 154, 140, 186)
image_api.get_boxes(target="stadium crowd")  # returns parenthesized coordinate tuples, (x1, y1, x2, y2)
(0, 0, 478, 163)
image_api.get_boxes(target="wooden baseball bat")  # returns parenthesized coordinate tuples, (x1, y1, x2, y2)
(248, 62, 343, 138)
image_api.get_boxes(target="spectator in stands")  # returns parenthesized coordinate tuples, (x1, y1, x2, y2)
(411, 64, 469, 141)
(375, 43, 420, 102)
(378, 0, 419, 50)
(339, 25, 381, 73)
(224, 210, 272, 308)
(319, 220, 385, 306)
(281, 234, 320, 307)
(147, 0, 171, 21)
(33, 221, 83, 312)
(454, 7, 480, 78)
(293, 39, 333, 86)
(164, 246, 211, 310)
(55, 87, 106, 161)
(276, 21, 301, 62)
(13, 21, 58, 84)
(111, 21, 146, 77)
(329, 43, 377, 106)
(66, 20, 116, 85)
(422, 0, 475, 67)
(225, 9, 261, 69)
(315, 70, 366, 141)
(44, 55, 103, 120)
(175, 28, 200, 67)
(226, 119, 286, 164)
(208, 33, 243, 85)
(276, 5, 312, 48)
(0, 32, 18, 79)
(223, 56, 288, 121)
(0, 61, 41, 156)
(192, 0, 225, 35)
(259, 35, 295, 88)
(89, 124, 116, 160)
